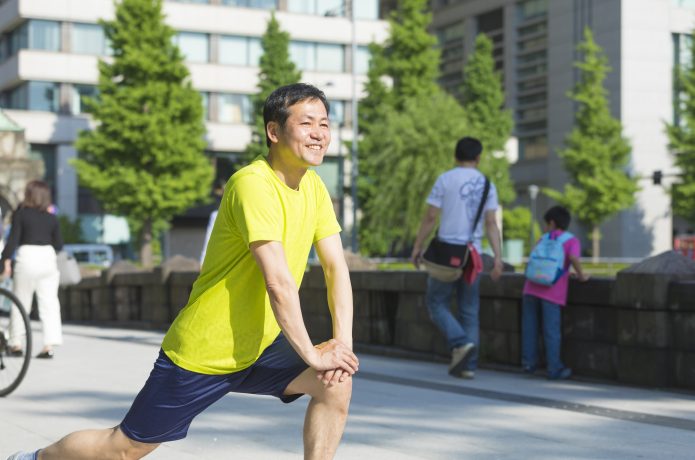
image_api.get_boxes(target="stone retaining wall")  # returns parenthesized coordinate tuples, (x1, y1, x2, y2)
(59, 266, 695, 391)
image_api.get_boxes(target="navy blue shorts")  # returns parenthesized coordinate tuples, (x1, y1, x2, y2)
(120, 333, 309, 443)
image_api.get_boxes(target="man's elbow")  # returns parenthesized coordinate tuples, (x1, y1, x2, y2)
(265, 277, 298, 304)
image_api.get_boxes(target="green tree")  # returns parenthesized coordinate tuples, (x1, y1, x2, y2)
(57, 215, 85, 244)
(461, 34, 515, 205)
(545, 28, 637, 261)
(359, 92, 467, 255)
(243, 12, 302, 165)
(502, 206, 541, 255)
(73, 0, 213, 268)
(666, 32, 695, 227)
(358, 0, 443, 254)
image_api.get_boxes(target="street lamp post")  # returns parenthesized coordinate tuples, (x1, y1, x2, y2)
(528, 184, 539, 250)
(325, 0, 358, 253)
(348, 0, 358, 254)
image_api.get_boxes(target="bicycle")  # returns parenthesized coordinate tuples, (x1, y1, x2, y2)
(0, 278, 32, 396)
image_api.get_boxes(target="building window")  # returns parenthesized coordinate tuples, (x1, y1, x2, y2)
(28, 144, 57, 197)
(355, 45, 370, 74)
(7, 81, 60, 112)
(218, 93, 252, 123)
(200, 92, 209, 120)
(519, 136, 548, 160)
(72, 23, 109, 55)
(673, 33, 693, 126)
(673, 0, 695, 7)
(9, 20, 61, 55)
(222, 0, 277, 8)
(174, 32, 209, 62)
(71, 84, 98, 114)
(518, 0, 549, 21)
(354, 0, 379, 20)
(288, 0, 343, 15)
(172, 0, 210, 3)
(329, 99, 344, 125)
(219, 35, 261, 66)
(290, 41, 344, 72)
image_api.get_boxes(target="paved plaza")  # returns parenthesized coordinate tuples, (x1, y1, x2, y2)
(2, 323, 695, 459)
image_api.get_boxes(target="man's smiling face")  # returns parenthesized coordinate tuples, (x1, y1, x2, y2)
(274, 98, 331, 168)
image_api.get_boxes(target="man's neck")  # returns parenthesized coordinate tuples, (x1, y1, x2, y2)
(267, 151, 308, 190)
(456, 160, 478, 169)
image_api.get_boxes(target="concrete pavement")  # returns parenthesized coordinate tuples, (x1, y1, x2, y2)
(2, 323, 695, 459)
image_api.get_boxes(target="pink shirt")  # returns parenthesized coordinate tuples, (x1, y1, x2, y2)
(523, 230, 580, 306)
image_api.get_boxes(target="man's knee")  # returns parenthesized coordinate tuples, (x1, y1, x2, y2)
(317, 378, 352, 412)
(109, 427, 159, 460)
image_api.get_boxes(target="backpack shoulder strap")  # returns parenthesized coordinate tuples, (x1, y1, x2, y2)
(556, 231, 574, 244)
(468, 177, 490, 243)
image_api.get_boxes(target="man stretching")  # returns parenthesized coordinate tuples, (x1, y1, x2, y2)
(9, 83, 358, 460)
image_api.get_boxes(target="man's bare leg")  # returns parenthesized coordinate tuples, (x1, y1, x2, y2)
(37, 426, 158, 460)
(284, 368, 353, 460)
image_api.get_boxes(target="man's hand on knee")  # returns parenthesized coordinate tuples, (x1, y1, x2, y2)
(310, 339, 359, 380)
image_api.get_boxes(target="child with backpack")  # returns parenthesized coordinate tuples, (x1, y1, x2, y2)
(522, 206, 588, 380)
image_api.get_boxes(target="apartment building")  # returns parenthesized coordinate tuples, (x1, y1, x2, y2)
(0, 0, 388, 257)
(431, 0, 695, 258)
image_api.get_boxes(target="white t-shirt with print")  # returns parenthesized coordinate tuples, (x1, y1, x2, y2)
(426, 167, 498, 252)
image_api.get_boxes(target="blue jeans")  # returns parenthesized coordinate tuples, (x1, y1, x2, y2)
(425, 276, 480, 370)
(521, 294, 565, 375)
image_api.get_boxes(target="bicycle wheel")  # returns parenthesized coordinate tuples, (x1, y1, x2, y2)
(0, 286, 32, 396)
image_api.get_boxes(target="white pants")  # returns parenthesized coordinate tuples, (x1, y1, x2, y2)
(10, 245, 63, 348)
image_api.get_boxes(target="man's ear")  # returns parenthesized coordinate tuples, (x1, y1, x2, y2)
(266, 121, 280, 145)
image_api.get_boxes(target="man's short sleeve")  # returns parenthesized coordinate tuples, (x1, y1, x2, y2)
(484, 182, 499, 213)
(426, 176, 445, 208)
(566, 236, 581, 259)
(228, 174, 283, 245)
(314, 177, 342, 243)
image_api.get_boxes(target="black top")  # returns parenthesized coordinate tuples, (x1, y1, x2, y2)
(1, 207, 64, 264)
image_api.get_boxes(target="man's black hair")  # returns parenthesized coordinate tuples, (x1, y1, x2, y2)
(544, 206, 571, 230)
(455, 137, 483, 162)
(263, 83, 330, 147)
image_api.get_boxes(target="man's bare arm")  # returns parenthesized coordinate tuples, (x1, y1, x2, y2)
(315, 234, 353, 348)
(484, 210, 503, 281)
(250, 240, 358, 376)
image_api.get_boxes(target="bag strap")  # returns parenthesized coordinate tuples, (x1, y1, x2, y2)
(468, 177, 490, 243)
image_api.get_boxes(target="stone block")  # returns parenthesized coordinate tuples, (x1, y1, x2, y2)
(395, 320, 439, 353)
(395, 292, 426, 322)
(567, 278, 615, 306)
(617, 310, 638, 346)
(673, 351, 695, 389)
(672, 313, 695, 351)
(484, 299, 519, 332)
(564, 340, 617, 379)
(114, 286, 141, 322)
(617, 346, 672, 387)
(480, 330, 510, 364)
(667, 281, 695, 311)
(564, 305, 617, 342)
(158, 255, 199, 282)
(305, 314, 332, 343)
(614, 252, 695, 309)
(480, 274, 524, 299)
(299, 290, 328, 316)
(636, 311, 672, 348)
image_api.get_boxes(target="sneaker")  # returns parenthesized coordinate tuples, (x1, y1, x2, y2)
(459, 370, 475, 379)
(7, 451, 38, 460)
(448, 343, 475, 377)
(548, 367, 572, 380)
(522, 366, 536, 375)
(36, 350, 54, 359)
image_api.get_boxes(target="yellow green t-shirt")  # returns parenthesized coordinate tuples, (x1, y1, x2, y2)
(161, 156, 341, 374)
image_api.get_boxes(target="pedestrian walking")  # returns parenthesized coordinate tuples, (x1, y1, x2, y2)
(8, 83, 358, 460)
(1, 180, 63, 359)
(522, 205, 589, 380)
(411, 137, 503, 379)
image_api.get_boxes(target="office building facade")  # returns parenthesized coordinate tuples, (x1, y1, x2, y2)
(431, 0, 694, 257)
(0, 0, 388, 256)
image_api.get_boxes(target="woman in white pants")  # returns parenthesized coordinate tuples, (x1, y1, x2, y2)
(1, 180, 64, 359)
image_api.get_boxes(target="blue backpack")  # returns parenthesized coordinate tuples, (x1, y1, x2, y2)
(525, 232, 574, 286)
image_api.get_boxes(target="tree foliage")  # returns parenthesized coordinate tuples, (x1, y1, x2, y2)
(666, 31, 695, 226)
(545, 27, 637, 259)
(461, 34, 515, 204)
(73, 0, 213, 267)
(358, 0, 443, 255)
(243, 12, 302, 165)
(359, 93, 467, 255)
